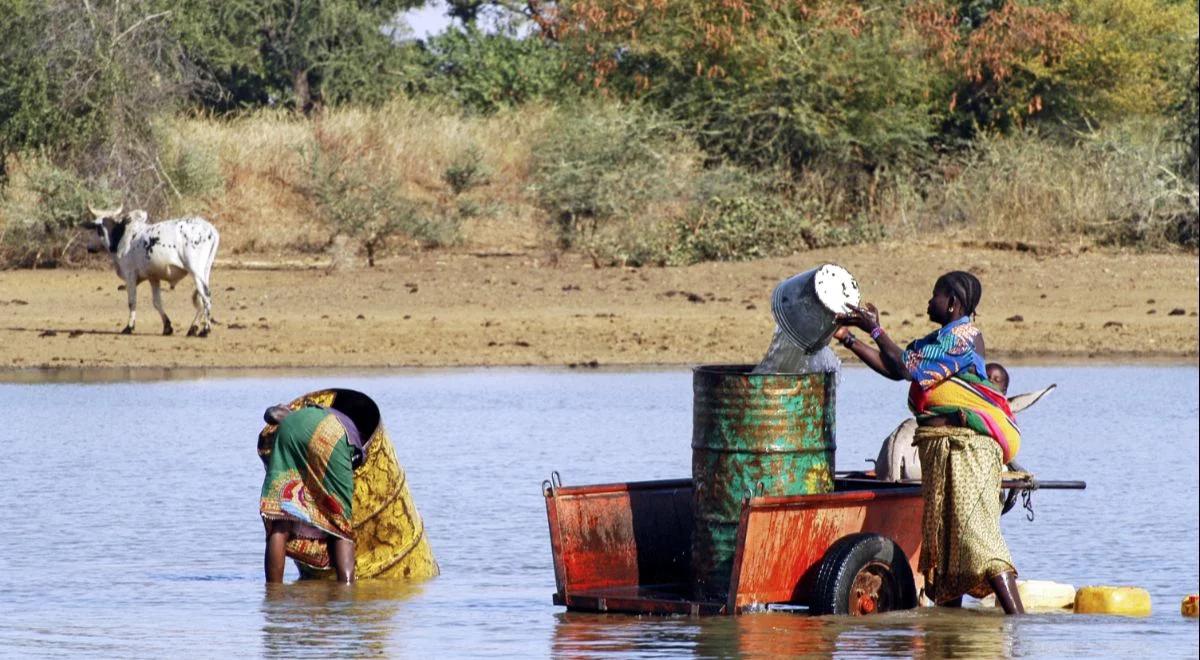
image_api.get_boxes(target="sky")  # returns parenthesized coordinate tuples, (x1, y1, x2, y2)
(402, 1, 454, 39)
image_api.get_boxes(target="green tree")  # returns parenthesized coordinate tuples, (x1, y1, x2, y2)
(545, 1, 956, 170)
(167, 0, 424, 113)
(413, 25, 573, 113)
(0, 1, 189, 184)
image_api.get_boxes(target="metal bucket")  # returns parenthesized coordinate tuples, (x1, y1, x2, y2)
(691, 365, 836, 598)
(770, 264, 860, 352)
(258, 388, 440, 580)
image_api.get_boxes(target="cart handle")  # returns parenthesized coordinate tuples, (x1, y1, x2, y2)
(1000, 480, 1086, 490)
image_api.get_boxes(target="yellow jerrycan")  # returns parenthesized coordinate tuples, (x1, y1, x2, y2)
(1074, 586, 1151, 617)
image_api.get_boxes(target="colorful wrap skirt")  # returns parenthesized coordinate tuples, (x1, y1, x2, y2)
(914, 425, 1015, 604)
(260, 406, 355, 541)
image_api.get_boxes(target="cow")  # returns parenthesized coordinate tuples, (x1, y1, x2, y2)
(79, 205, 219, 337)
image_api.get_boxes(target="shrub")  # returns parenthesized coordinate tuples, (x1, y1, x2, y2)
(892, 120, 1197, 247)
(577, 162, 831, 266)
(158, 131, 224, 199)
(670, 195, 811, 264)
(443, 145, 490, 196)
(529, 102, 694, 248)
(1044, 0, 1197, 128)
(1171, 32, 1199, 246)
(0, 155, 115, 267)
(300, 125, 459, 266)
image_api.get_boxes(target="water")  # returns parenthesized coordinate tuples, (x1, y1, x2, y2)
(752, 327, 842, 375)
(1, 365, 1197, 658)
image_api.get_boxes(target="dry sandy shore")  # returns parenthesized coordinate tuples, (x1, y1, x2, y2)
(0, 243, 1196, 373)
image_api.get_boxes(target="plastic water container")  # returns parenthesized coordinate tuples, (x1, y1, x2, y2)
(1074, 586, 1152, 617)
(770, 265, 860, 353)
(981, 580, 1076, 611)
(1182, 594, 1199, 617)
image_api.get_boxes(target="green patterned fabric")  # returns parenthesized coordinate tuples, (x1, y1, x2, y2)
(260, 406, 355, 540)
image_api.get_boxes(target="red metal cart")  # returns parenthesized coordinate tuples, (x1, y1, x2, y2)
(543, 471, 1082, 616)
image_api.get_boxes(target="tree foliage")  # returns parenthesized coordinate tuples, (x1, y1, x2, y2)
(0, 1, 190, 178)
(411, 25, 575, 113)
(539, 0, 1195, 166)
(166, 0, 423, 113)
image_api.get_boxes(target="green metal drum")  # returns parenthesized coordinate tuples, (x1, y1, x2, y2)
(691, 365, 836, 598)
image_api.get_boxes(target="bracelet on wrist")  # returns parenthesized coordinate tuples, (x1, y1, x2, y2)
(840, 333, 857, 348)
(870, 326, 885, 340)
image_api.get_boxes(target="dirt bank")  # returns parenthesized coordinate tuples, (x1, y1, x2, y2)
(1, 243, 1196, 372)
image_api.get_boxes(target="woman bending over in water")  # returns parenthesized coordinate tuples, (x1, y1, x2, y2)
(259, 403, 363, 583)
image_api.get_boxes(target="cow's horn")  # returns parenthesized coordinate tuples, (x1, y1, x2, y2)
(87, 204, 123, 218)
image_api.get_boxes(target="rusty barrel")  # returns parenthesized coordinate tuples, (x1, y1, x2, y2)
(691, 365, 836, 598)
(259, 388, 439, 581)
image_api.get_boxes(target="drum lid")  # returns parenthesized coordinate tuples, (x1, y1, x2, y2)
(813, 264, 860, 314)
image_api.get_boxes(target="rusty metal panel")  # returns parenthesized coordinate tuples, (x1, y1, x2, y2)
(545, 479, 693, 596)
(728, 486, 924, 611)
(692, 365, 836, 598)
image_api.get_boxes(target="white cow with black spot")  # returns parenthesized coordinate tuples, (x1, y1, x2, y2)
(80, 205, 219, 337)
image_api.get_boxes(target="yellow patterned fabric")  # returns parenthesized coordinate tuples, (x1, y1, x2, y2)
(914, 425, 1015, 604)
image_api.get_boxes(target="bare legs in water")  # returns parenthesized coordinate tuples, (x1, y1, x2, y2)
(264, 520, 356, 584)
(990, 571, 1025, 614)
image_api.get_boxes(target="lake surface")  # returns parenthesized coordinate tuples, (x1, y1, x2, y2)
(1, 365, 1197, 658)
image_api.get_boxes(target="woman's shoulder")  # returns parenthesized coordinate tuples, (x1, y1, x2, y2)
(940, 318, 981, 355)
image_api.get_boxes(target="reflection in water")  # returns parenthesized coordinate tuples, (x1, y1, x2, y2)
(907, 608, 1012, 660)
(729, 612, 834, 658)
(552, 607, 1013, 659)
(260, 580, 422, 657)
(552, 612, 703, 657)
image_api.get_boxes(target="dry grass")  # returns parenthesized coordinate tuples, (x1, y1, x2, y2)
(161, 99, 553, 257)
(5, 102, 1192, 267)
(878, 121, 1197, 248)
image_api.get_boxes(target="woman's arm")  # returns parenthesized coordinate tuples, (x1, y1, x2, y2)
(836, 304, 909, 380)
(872, 330, 909, 380)
(835, 333, 902, 379)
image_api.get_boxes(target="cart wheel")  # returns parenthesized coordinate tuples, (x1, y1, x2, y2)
(809, 533, 917, 616)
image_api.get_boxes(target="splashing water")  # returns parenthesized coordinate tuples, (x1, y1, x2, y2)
(751, 326, 841, 377)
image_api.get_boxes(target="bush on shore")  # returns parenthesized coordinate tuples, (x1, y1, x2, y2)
(883, 120, 1198, 248)
(1, 0, 1196, 267)
(3, 99, 1194, 268)
(0, 156, 117, 267)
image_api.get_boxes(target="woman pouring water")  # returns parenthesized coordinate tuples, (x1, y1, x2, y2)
(833, 270, 1025, 614)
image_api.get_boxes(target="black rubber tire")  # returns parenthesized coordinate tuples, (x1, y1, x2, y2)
(809, 533, 918, 616)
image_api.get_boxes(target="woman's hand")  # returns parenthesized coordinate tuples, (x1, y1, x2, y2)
(838, 303, 881, 333)
(832, 326, 850, 341)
